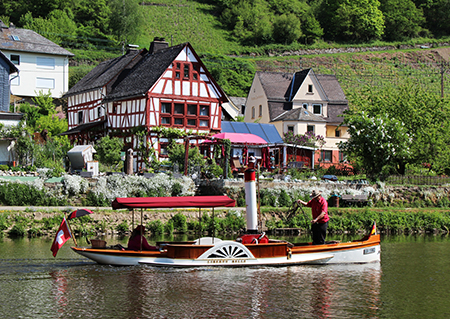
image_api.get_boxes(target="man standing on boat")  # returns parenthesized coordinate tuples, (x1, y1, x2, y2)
(297, 190, 329, 245)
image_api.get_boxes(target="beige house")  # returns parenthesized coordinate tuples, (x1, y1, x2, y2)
(244, 68, 349, 168)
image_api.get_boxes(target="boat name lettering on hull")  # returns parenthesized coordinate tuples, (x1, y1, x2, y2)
(363, 247, 376, 255)
(207, 259, 247, 264)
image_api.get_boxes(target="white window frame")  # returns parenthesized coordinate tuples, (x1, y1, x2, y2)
(36, 77, 55, 89)
(11, 75, 19, 86)
(321, 150, 332, 162)
(307, 125, 314, 133)
(36, 57, 55, 69)
(312, 104, 322, 115)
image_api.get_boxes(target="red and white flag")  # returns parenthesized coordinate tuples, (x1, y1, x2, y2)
(51, 217, 72, 257)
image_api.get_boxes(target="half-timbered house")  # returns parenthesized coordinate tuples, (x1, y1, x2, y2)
(62, 39, 226, 171)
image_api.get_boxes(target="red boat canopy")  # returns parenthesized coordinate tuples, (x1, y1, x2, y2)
(112, 196, 236, 210)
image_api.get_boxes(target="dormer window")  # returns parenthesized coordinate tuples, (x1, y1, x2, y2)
(10, 35, 20, 41)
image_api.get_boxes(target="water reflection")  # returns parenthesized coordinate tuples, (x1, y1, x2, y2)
(3, 235, 450, 318)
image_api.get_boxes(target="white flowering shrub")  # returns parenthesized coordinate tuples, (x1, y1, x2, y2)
(63, 174, 89, 195)
(89, 173, 197, 203)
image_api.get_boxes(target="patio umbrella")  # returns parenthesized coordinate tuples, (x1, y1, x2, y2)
(67, 208, 94, 220)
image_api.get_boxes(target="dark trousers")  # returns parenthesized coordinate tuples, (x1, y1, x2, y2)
(312, 221, 328, 245)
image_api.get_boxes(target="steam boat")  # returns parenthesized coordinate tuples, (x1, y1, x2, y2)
(71, 160, 381, 267)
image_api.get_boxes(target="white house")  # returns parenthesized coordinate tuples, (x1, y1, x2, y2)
(245, 68, 349, 169)
(0, 20, 74, 100)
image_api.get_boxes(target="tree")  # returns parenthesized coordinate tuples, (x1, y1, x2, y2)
(109, 0, 145, 45)
(95, 136, 124, 169)
(301, 12, 324, 44)
(340, 84, 450, 178)
(339, 110, 413, 179)
(380, 0, 425, 41)
(272, 13, 302, 44)
(319, 0, 385, 42)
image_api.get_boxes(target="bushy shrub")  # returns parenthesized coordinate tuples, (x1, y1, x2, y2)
(9, 224, 26, 237)
(164, 220, 174, 235)
(0, 165, 8, 171)
(171, 213, 187, 233)
(116, 221, 129, 233)
(147, 220, 164, 235)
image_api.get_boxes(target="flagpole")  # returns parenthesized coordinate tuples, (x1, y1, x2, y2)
(65, 213, 78, 247)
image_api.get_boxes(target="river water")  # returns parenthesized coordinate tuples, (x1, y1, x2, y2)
(1, 234, 450, 318)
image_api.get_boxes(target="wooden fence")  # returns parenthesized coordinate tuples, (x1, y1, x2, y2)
(386, 175, 450, 186)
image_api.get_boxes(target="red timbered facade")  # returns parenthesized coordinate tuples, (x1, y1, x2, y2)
(63, 39, 226, 171)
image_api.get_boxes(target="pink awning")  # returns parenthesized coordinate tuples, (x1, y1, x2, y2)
(112, 196, 236, 209)
(211, 132, 267, 144)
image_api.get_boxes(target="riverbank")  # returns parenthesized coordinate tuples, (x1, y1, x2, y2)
(1, 206, 450, 239)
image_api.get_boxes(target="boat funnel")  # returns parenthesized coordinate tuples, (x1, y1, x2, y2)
(244, 156, 258, 233)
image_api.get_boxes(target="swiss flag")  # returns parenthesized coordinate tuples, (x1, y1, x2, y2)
(51, 217, 72, 257)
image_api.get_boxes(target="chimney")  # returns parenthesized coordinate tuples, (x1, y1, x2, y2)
(149, 37, 169, 54)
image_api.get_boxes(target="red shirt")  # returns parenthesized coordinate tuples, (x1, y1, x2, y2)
(306, 196, 330, 223)
(127, 235, 157, 251)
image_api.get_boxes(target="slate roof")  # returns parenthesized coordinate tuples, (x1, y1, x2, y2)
(64, 49, 147, 97)
(103, 43, 187, 102)
(257, 69, 348, 122)
(0, 22, 74, 56)
(274, 107, 326, 122)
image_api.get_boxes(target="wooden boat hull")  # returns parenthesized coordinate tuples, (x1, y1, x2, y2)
(71, 234, 380, 267)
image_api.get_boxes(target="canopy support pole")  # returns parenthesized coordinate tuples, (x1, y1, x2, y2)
(140, 208, 143, 251)
(212, 207, 215, 244)
(198, 208, 201, 245)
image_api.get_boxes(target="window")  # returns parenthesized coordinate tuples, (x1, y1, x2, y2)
(187, 104, 197, 115)
(78, 111, 83, 124)
(193, 64, 199, 80)
(200, 105, 209, 116)
(36, 77, 55, 89)
(36, 57, 55, 69)
(252, 106, 255, 119)
(259, 105, 262, 117)
(98, 107, 103, 118)
(287, 126, 294, 132)
(174, 103, 184, 115)
(176, 63, 180, 69)
(313, 104, 322, 115)
(308, 84, 313, 93)
(307, 125, 314, 133)
(321, 150, 332, 162)
(161, 103, 171, 114)
(10, 55, 19, 65)
(339, 151, 347, 162)
(303, 103, 308, 109)
(160, 102, 211, 128)
(161, 117, 171, 124)
(112, 104, 118, 113)
(11, 75, 19, 86)
(184, 65, 189, 78)
(160, 144, 169, 156)
(335, 129, 341, 137)
(175, 72, 180, 79)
